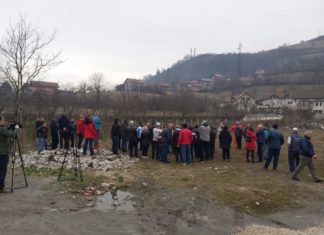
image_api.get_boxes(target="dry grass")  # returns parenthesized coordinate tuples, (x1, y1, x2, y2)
(132, 128, 324, 215)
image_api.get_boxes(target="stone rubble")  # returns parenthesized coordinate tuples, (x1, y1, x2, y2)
(22, 149, 139, 173)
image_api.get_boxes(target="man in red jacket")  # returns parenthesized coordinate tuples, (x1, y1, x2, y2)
(178, 123, 193, 165)
(83, 116, 97, 158)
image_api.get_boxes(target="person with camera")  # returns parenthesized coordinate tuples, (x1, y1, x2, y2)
(0, 116, 20, 192)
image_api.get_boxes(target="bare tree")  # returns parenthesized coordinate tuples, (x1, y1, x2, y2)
(0, 16, 62, 121)
(90, 73, 104, 110)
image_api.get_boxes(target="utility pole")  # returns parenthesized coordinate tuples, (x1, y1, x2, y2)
(238, 42, 243, 78)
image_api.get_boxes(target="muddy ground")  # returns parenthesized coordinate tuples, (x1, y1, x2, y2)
(1, 170, 324, 235)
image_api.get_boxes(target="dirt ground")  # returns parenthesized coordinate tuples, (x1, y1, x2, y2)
(1, 170, 324, 235)
(2, 129, 324, 234)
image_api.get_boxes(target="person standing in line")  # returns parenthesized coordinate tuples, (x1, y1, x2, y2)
(263, 124, 284, 171)
(128, 121, 138, 158)
(92, 111, 102, 152)
(245, 127, 257, 163)
(172, 125, 181, 162)
(178, 123, 193, 165)
(219, 126, 232, 161)
(287, 127, 302, 173)
(49, 117, 59, 150)
(57, 114, 71, 150)
(76, 115, 85, 151)
(0, 116, 19, 192)
(140, 126, 150, 158)
(69, 118, 76, 148)
(160, 123, 172, 163)
(152, 122, 162, 160)
(198, 120, 211, 162)
(83, 115, 97, 158)
(292, 131, 322, 182)
(256, 124, 265, 162)
(38, 122, 49, 154)
(120, 120, 129, 153)
(111, 119, 121, 155)
(35, 117, 44, 151)
(210, 125, 217, 160)
(233, 121, 244, 150)
(136, 122, 143, 152)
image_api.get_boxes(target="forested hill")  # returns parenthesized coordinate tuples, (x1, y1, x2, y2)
(145, 36, 324, 84)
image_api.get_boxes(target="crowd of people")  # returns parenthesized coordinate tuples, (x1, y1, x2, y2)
(109, 119, 323, 182)
(35, 112, 102, 158)
(33, 114, 322, 183)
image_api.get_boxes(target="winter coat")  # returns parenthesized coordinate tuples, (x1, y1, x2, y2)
(219, 129, 232, 149)
(128, 126, 137, 142)
(245, 130, 257, 151)
(92, 115, 102, 131)
(266, 129, 284, 150)
(111, 123, 121, 138)
(35, 120, 44, 137)
(120, 123, 129, 139)
(49, 120, 58, 135)
(141, 129, 151, 147)
(198, 125, 211, 142)
(288, 133, 302, 153)
(76, 119, 84, 135)
(300, 136, 315, 157)
(0, 126, 19, 155)
(178, 128, 193, 146)
(58, 115, 70, 132)
(172, 128, 181, 147)
(256, 129, 265, 144)
(83, 121, 97, 139)
(40, 127, 48, 139)
(152, 127, 162, 142)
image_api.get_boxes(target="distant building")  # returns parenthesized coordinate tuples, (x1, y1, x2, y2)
(211, 73, 225, 81)
(255, 69, 265, 79)
(29, 81, 59, 95)
(0, 81, 13, 94)
(232, 92, 256, 112)
(115, 78, 144, 92)
(258, 90, 324, 114)
(187, 80, 201, 92)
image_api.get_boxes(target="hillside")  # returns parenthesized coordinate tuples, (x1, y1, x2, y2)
(145, 36, 324, 85)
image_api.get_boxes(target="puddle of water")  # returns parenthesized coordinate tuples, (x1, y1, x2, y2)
(95, 190, 135, 212)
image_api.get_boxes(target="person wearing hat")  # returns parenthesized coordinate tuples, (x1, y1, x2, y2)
(292, 131, 322, 182)
(287, 127, 302, 172)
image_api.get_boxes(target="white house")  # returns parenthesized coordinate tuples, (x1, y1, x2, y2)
(232, 92, 256, 112)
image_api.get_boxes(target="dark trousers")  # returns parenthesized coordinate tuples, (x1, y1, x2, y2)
(264, 148, 281, 170)
(160, 142, 169, 163)
(288, 151, 300, 172)
(257, 143, 264, 162)
(210, 143, 215, 160)
(51, 133, 59, 150)
(152, 141, 159, 160)
(236, 137, 242, 149)
(77, 134, 84, 149)
(129, 141, 138, 158)
(121, 138, 128, 152)
(0, 155, 9, 190)
(246, 150, 255, 163)
(142, 145, 149, 156)
(222, 148, 230, 160)
(83, 139, 94, 156)
(200, 140, 210, 161)
(172, 145, 181, 162)
(59, 131, 70, 149)
(112, 135, 120, 154)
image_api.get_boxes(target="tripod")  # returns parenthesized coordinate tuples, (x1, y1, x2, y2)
(7, 137, 28, 192)
(58, 133, 83, 182)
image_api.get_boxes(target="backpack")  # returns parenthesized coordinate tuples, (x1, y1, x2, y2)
(234, 127, 243, 138)
(246, 134, 253, 143)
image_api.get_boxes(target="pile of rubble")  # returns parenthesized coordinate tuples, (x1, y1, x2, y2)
(22, 149, 139, 173)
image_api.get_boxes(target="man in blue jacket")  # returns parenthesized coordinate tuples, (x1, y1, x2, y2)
(92, 111, 102, 151)
(263, 124, 284, 171)
(292, 131, 322, 182)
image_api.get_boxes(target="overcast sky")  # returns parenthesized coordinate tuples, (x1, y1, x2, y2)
(1, 0, 324, 87)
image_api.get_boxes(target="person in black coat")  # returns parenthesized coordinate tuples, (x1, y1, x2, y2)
(111, 119, 121, 155)
(219, 126, 232, 161)
(49, 118, 59, 150)
(57, 114, 71, 149)
(141, 126, 151, 158)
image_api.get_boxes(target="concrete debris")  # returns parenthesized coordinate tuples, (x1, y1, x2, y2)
(22, 149, 139, 173)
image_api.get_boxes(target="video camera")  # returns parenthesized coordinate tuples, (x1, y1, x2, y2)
(7, 121, 23, 131)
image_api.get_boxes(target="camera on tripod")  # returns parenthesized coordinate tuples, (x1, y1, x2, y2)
(7, 121, 23, 131)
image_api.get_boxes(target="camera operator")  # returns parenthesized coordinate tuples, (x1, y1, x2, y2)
(0, 116, 20, 192)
